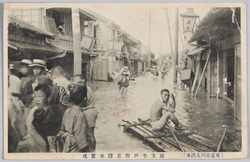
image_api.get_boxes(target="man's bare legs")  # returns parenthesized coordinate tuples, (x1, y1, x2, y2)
(151, 112, 187, 131)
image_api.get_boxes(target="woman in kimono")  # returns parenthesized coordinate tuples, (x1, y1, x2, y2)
(57, 84, 90, 152)
(17, 84, 63, 152)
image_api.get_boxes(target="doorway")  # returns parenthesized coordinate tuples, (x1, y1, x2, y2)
(226, 49, 235, 100)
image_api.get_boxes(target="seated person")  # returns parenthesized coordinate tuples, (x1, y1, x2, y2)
(150, 89, 187, 132)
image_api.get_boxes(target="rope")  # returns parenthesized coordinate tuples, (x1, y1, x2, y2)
(231, 7, 241, 34)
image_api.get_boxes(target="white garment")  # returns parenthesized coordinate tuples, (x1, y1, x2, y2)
(53, 77, 71, 94)
(9, 75, 21, 94)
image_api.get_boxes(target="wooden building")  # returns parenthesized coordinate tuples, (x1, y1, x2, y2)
(187, 8, 241, 121)
(8, 14, 63, 63)
(10, 7, 98, 78)
(10, 7, 145, 81)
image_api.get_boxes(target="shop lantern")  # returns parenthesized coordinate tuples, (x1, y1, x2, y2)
(180, 8, 199, 33)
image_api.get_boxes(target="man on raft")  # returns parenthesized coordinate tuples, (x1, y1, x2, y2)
(150, 89, 188, 133)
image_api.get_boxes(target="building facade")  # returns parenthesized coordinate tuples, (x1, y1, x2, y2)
(187, 8, 241, 121)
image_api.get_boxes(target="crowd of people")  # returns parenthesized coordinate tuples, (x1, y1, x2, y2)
(8, 59, 98, 153)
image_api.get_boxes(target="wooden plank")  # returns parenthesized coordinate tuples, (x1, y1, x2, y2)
(138, 118, 216, 152)
(135, 120, 199, 152)
(194, 49, 211, 97)
(121, 120, 176, 152)
(191, 58, 201, 93)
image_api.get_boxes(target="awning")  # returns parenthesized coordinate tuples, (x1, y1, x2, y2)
(188, 8, 240, 43)
(8, 40, 64, 54)
(49, 41, 99, 56)
(8, 15, 55, 39)
(187, 47, 205, 56)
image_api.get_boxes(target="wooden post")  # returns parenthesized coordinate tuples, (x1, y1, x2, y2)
(191, 57, 201, 93)
(173, 8, 179, 82)
(72, 8, 82, 76)
(194, 49, 211, 97)
(217, 50, 220, 98)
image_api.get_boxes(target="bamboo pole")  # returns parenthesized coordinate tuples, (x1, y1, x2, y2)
(194, 49, 211, 97)
(217, 128, 227, 152)
(191, 59, 200, 93)
(165, 122, 185, 152)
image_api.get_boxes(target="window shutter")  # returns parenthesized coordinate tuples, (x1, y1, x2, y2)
(44, 16, 57, 34)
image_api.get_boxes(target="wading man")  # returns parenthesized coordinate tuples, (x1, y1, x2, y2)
(150, 89, 187, 132)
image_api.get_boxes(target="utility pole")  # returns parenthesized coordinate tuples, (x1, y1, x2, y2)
(173, 8, 179, 82)
(148, 9, 151, 68)
(159, 32, 162, 55)
(148, 9, 151, 49)
(72, 8, 82, 76)
(165, 9, 173, 55)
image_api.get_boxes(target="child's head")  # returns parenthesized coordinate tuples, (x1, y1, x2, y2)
(34, 84, 51, 107)
(68, 84, 87, 106)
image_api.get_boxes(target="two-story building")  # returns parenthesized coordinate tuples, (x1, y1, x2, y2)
(9, 7, 144, 81)
(10, 7, 98, 78)
(82, 9, 124, 81)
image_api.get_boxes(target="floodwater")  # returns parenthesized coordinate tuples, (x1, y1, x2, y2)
(92, 69, 241, 152)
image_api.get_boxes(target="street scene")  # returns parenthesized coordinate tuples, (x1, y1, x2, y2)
(5, 3, 246, 159)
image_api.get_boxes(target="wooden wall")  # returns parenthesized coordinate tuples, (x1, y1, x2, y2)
(96, 21, 109, 52)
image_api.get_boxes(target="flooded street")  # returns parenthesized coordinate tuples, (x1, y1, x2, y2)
(92, 69, 241, 152)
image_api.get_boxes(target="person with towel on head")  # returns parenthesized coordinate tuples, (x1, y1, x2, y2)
(57, 83, 90, 152)
(72, 74, 98, 152)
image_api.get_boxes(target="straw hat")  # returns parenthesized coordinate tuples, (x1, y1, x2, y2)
(20, 59, 32, 65)
(9, 63, 15, 70)
(29, 59, 46, 69)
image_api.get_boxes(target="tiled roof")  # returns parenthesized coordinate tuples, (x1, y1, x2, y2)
(8, 14, 55, 38)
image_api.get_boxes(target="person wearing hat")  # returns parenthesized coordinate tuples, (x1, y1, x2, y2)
(18, 59, 33, 79)
(9, 63, 19, 77)
(20, 59, 47, 109)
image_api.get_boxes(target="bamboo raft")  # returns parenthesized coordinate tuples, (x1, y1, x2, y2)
(119, 118, 227, 152)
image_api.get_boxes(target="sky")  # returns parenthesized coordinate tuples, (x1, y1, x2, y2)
(85, 5, 210, 57)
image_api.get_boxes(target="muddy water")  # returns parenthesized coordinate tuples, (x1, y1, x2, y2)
(93, 69, 240, 152)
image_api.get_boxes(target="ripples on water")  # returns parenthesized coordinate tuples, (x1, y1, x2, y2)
(92, 71, 241, 152)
